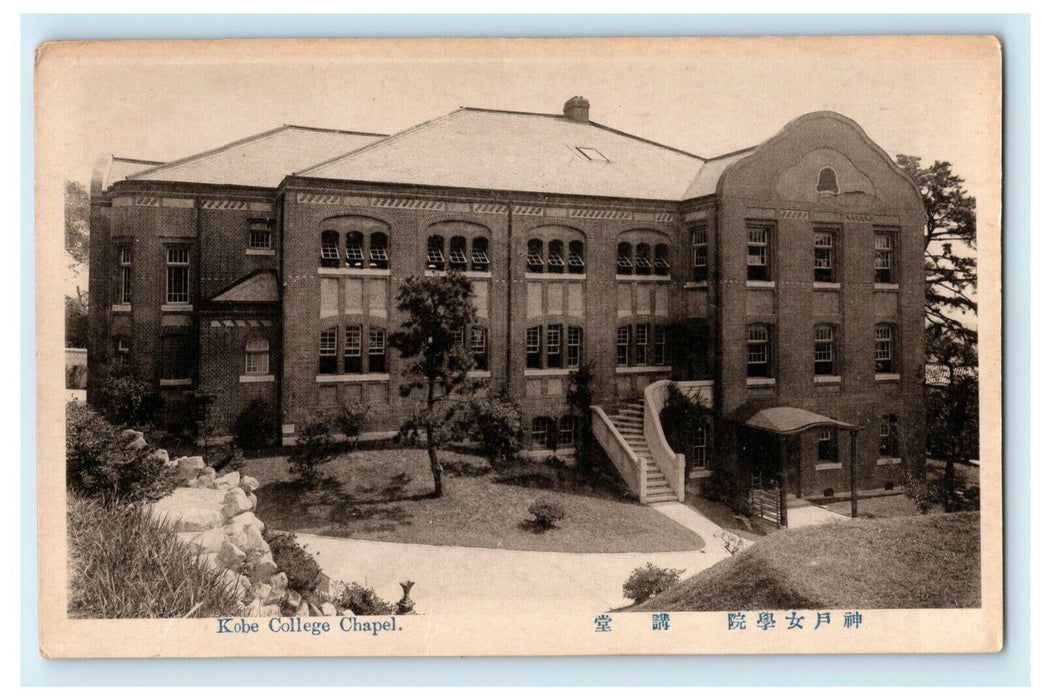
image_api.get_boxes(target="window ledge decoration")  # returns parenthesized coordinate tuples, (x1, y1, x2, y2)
(813, 281, 841, 290)
(467, 370, 492, 379)
(814, 461, 843, 472)
(425, 270, 492, 279)
(246, 248, 276, 256)
(877, 457, 902, 466)
(525, 272, 586, 281)
(161, 304, 194, 313)
(814, 375, 842, 385)
(159, 378, 192, 387)
(874, 283, 900, 291)
(746, 377, 777, 387)
(111, 303, 132, 313)
(524, 368, 575, 378)
(875, 373, 901, 382)
(683, 281, 709, 289)
(746, 280, 776, 289)
(615, 274, 670, 283)
(688, 468, 713, 480)
(316, 373, 391, 384)
(239, 374, 275, 384)
(614, 365, 671, 375)
(317, 267, 391, 277)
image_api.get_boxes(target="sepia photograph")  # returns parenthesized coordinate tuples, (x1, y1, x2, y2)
(35, 35, 1002, 657)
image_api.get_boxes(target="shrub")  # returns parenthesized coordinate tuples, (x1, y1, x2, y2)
(233, 398, 275, 451)
(334, 399, 370, 449)
(622, 562, 685, 604)
(264, 530, 323, 595)
(333, 582, 394, 615)
(67, 495, 240, 618)
(469, 389, 523, 467)
(66, 364, 87, 390)
(565, 360, 596, 471)
(94, 366, 161, 428)
(702, 467, 752, 517)
(659, 383, 711, 464)
(66, 402, 179, 503)
(527, 497, 566, 530)
(289, 414, 336, 482)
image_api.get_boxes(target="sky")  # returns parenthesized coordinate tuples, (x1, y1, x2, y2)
(41, 36, 999, 296)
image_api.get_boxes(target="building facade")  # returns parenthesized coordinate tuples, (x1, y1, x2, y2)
(88, 98, 925, 499)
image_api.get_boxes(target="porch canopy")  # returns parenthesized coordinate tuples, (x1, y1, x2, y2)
(742, 406, 858, 435)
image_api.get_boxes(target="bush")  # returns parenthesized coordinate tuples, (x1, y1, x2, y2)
(233, 398, 275, 450)
(67, 495, 240, 618)
(66, 364, 87, 390)
(289, 414, 336, 482)
(527, 497, 567, 530)
(264, 530, 323, 595)
(334, 399, 369, 448)
(66, 402, 179, 503)
(333, 582, 394, 615)
(565, 360, 596, 471)
(659, 382, 711, 464)
(702, 467, 752, 517)
(94, 366, 161, 428)
(622, 562, 685, 604)
(469, 390, 523, 467)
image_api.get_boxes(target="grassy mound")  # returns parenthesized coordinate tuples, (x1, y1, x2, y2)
(631, 512, 980, 611)
(67, 495, 241, 618)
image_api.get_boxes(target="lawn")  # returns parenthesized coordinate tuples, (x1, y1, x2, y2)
(244, 449, 705, 553)
(629, 511, 980, 611)
(817, 492, 935, 518)
(685, 493, 768, 538)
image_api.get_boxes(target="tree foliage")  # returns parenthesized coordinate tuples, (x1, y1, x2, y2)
(565, 359, 597, 472)
(388, 271, 478, 497)
(65, 292, 89, 348)
(65, 180, 90, 268)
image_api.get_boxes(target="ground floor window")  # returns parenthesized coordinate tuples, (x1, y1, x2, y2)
(880, 414, 899, 457)
(244, 338, 270, 375)
(531, 416, 554, 448)
(114, 336, 130, 366)
(527, 323, 582, 370)
(817, 428, 838, 463)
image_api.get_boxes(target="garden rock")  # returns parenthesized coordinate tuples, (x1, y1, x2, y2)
(214, 471, 240, 490)
(296, 599, 311, 617)
(218, 540, 247, 568)
(154, 449, 169, 463)
(221, 488, 253, 519)
(120, 428, 144, 441)
(286, 589, 301, 611)
(241, 475, 260, 493)
(150, 488, 226, 532)
(127, 436, 148, 451)
(269, 572, 288, 596)
(176, 456, 206, 480)
(320, 602, 337, 617)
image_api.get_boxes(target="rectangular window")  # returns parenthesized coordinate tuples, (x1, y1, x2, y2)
(653, 326, 667, 366)
(635, 324, 649, 366)
(558, 415, 575, 447)
(813, 229, 835, 282)
(117, 247, 132, 304)
(879, 415, 899, 457)
(531, 418, 549, 448)
(244, 338, 270, 375)
(526, 327, 542, 369)
(344, 325, 362, 373)
(470, 327, 488, 371)
(472, 248, 490, 269)
(817, 428, 838, 463)
(874, 326, 894, 373)
(160, 334, 193, 381)
(747, 325, 770, 378)
(115, 337, 130, 366)
(616, 326, 630, 366)
(249, 220, 273, 249)
(875, 231, 896, 283)
(691, 419, 708, 470)
(546, 324, 562, 368)
(747, 224, 770, 281)
(426, 246, 445, 269)
(814, 325, 835, 375)
(318, 329, 337, 374)
(690, 225, 708, 282)
(165, 248, 190, 304)
(566, 326, 582, 368)
(368, 328, 386, 373)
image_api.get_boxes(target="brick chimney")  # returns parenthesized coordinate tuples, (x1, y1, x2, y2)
(563, 96, 590, 123)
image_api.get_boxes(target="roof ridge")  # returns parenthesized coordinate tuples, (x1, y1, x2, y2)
(705, 145, 757, 161)
(127, 125, 297, 179)
(281, 124, 389, 138)
(112, 156, 164, 165)
(586, 120, 705, 160)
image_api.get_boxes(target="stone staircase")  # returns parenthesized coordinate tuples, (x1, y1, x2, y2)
(607, 401, 678, 504)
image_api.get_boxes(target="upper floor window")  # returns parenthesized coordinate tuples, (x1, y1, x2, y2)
(616, 242, 634, 276)
(370, 232, 389, 269)
(527, 239, 545, 273)
(426, 235, 446, 271)
(344, 232, 365, 268)
(616, 325, 630, 366)
(526, 326, 542, 369)
(875, 230, 896, 284)
(114, 336, 130, 366)
(320, 231, 340, 268)
(635, 243, 653, 276)
(814, 324, 836, 376)
(747, 324, 772, 378)
(165, 247, 190, 304)
(634, 323, 649, 365)
(616, 323, 668, 367)
(813, 228, 837, 282)
(244, 338, 270, 375)
(654, 243, 671, 276)
(690, 225, 708, 282)
(879, 415, 899, 457)
(369, 328, 386, 373)
(546, 324, 562, 368)
(470, 326, 488, 370)
(344, 325, 363, 373)
(547, 240, 566, 274)
(653, 326, 667, 366)
(817, 428, 839, 463)
(318, 328, 338, 374)
(816, 167, 839, 195)
(568, 241, 585, 274)
(472, 237, 490, 272)
(449, 236, 468, 271)
(249, 219, 273, 249)
(116, 246, 132, 304)
(527, 324, 582, 370)
(874, 324, 896, 373)
(747, 224, 771, 281)
(566, 326, 583, 368)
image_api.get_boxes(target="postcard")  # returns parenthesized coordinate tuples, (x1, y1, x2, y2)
(36, 35, 1002, 657)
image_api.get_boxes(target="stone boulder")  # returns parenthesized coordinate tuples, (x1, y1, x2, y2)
(214, 471, 241, 490)
(127, 436, 149, 451)
(241, 475, 260, 493)
(320, 602, 337, 617)
(176, 525, 227, 555)
(154, 449, 170, 464)
(150, 488, 226, 532)
(176, 456, 206, 481)
(221, 488, 253, 519)
(121, 429, 144, 442)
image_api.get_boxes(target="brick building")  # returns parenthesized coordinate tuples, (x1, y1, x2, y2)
(88, 98, 925, 504)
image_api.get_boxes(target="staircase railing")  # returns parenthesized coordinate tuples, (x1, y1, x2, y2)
(591, 405, 648, 501)
(643, 380, 686, 502)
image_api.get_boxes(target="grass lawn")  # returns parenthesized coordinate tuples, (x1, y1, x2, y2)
(685, 494, 768, 539)
(817, 492, 938, 518)
(244, 449, 705, 553)
(629, 511, 980, 611)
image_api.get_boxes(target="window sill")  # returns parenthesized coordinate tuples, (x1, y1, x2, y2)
(239, 374, 275, 384)
(877, 457, 902, 466)
(874, 283, 899, 291)
(688, 468, 713, 480)
(814, 375, 841, 385)
(426, 269, 493, 279)
(246, 248, 276, 257)
(746, 377, 776, 387)
(813, 281, 841, 290)
(875, 373, 901, 382)
(616, 274, 670, 283)
(684, 281, 709, 289)
(159, 378, 192, 387)
(316, 373, 390, 383)
(317, 267, 391, 277)
(161, 304, 193, 313)
(525, 368, 575, 378)
(111, 303, 132, 313)
(815, 461, 843, 472)
(467, 370, 492, 379)
(746, 280, 776, 289)
(615, 365, 671, 375)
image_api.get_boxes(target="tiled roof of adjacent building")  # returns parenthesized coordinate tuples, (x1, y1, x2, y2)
(127, 125, 387, 189)
(297, 108, 707, 201)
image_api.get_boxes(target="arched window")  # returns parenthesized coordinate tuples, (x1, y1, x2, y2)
(531, 416, 555, 449)
(635, 243, 653, 275)
(449, 235, 468, 271)
(616, 242, 633, 275)
(320, 231, 340, 268)
(426, 235, 445, 271)
(654, 243, 671, 275)
(369, 232, 389, 269)
(527, 239, 545, 273)
(472, 236, 490, 272)
(568, 241, 585, 274)
(817, 167, 839, 194)
(547, 240, 565, 274)
(345, 232, 365, 268)
(244, 338, 270, 375)
(814, 324, 836, 376)
(874, 324, 896, 373)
